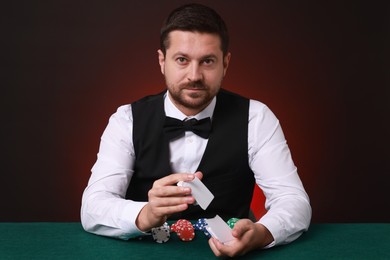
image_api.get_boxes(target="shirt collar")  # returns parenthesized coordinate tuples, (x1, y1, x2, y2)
(164, 91, 216, 121)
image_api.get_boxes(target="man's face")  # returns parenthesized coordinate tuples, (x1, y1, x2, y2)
(158, 31, 231, 116)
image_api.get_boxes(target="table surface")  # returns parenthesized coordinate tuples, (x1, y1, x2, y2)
(0, 223, 389, 259)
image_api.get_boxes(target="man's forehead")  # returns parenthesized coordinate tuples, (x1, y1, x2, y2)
(166, 30, 223, 56)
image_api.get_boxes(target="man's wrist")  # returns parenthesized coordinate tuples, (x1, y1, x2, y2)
(135, 204, 153, 232)
(255, 223, 274, 248)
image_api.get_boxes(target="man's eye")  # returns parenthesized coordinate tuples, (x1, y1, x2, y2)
(176, 57, 188, 64)
(202, 59, 214, 65)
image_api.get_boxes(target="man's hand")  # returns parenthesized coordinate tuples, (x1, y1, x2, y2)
(136, 171, 203, 231)
(208, 219, 274, 257)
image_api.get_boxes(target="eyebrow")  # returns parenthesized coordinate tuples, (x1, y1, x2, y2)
(173, 52, 218, 60)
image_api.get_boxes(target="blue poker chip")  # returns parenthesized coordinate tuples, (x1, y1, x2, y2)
(193, 218, 211, 238)
(203, 229, 211, 238)
(193, 218, 208, 230)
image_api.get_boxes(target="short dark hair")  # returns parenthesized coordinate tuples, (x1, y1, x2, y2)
(160, 3, 229, 56)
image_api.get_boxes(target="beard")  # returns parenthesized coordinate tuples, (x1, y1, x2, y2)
(167, 80, 221, 112)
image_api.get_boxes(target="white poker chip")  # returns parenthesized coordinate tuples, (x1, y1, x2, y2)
(151, 222, 170, 243)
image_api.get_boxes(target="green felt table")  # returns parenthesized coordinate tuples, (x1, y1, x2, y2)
(0, 223, 389, 259)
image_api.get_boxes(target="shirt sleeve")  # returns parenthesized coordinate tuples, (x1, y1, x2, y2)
(80, 105, 148, 240)
(248, 100, 312, 247)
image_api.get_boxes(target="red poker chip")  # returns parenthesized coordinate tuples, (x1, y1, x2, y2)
(177, 226, 195, 242)
(171, 219, 192, 232)
(171, 219, 195, 242)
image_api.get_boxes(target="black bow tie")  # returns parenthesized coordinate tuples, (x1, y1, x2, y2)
(163, 116, 212, 140)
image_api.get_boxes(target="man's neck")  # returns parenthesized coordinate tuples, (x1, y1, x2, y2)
(165, 91, 216, 119)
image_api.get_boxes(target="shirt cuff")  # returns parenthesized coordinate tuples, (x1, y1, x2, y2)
(119, 201, 149, 239)
(257, 214, 283, 248)
(263, 240, 276, 249)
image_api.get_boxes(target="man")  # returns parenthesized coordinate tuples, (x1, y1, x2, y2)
(81, 3, 311, 257)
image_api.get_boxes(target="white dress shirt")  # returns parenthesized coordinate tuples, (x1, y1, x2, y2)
(81, 91, 312, 246)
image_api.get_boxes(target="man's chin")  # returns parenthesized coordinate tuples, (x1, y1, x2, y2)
(186, 92, 204, 100)
(183, 88, 207, 97)
(181, 96, 210, 110)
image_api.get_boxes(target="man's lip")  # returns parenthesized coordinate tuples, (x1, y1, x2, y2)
(184, 87, 206, 90)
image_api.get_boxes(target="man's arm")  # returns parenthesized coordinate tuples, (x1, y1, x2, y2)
(249, 100, 312, 246)
(80, 105, 147, 239)
(207, 100, 311, 258)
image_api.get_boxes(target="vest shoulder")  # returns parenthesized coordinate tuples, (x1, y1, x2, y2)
(131, 92, 166, 116)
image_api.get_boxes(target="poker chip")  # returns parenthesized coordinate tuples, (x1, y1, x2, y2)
(193, 218, 207, 231)
(176, 225, 195, 241)
(151, 222, 170, 243)
(171, 219, 191, 232)
(171, 219, 195, 242)
(193, 218, 211, 238)
(227, 218, 240, 229)
(202, 229, 211, 238)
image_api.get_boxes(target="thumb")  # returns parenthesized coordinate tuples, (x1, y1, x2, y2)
(194, 171, 203, 180)
(232, 219, 251, 239)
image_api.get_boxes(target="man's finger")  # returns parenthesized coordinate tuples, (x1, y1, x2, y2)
(208, 238, 222, 257)
(149, 185, 191, 198)
(209, 237, 243, 258)
(194, 171, 203, 180)
(153, 173, 195, 187)
(151, 195, 195, 207)
(151, 203, 189, 217)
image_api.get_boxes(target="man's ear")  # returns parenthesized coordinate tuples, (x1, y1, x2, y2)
(223, 52, 231, 77)
(157, 49, 165, 75)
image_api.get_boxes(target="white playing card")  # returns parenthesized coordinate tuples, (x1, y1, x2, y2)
(205, 215, 235, 244)
(177, 176, 214, 210)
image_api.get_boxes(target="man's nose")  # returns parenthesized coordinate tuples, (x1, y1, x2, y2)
(187, 62, 203, 82)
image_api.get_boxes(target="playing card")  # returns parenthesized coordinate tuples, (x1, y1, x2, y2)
(205, 215, 235, 244)
(177, 176, 214, 210)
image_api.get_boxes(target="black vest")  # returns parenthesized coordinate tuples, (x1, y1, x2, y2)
(126, 89, 255, 220)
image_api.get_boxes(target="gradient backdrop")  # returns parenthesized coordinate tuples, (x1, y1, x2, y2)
(2, 1, 389, 222)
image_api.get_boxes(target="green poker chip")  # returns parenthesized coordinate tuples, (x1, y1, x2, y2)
(227, 218, 240, 229)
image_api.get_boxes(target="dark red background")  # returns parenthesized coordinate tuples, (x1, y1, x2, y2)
(2, 1, 389, 222)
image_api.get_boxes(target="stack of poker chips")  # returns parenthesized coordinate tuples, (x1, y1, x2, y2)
(171, 219, 195, 241)
(150, 217, 240, 243)
(151, 222, 171, 243)
(193, 218, 211, 238)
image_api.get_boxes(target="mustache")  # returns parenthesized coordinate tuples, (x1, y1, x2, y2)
(183, 80, 206, 89)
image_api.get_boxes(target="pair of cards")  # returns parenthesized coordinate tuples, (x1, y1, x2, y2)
(177, 177, 235, 244)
